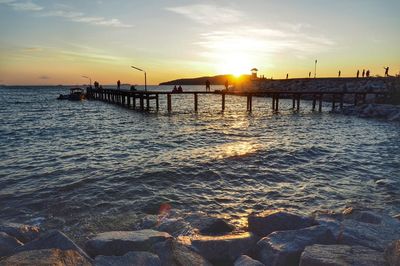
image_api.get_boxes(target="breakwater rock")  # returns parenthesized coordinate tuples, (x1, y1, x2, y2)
(339, 103, 400, 122)
(1, 207, 399, 265)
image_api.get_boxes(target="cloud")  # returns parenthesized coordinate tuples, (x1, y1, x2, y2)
(0, 0, 43, 11)
(39, 75, 50, 79)
(22, 47, 42, 52)
(166, 4, 243, 25)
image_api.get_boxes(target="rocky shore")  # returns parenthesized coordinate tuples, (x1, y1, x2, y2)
(1, 207, 400, 265)
(337, 103, 400, 122)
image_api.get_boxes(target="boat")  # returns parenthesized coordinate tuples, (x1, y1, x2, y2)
(57, 87, 86, 101)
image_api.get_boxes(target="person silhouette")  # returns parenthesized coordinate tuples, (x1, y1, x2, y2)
(286, 73, 289, 79)
(384, 66, 389, 77)
(366, 70, 370, 78)
(117, 80, 121, 90)
(362, 69, 365, 78)
(177, 85, 183, 92)
(357, 70, 360, 78)
(224, 79, 229, 90)
(338, 70, 341, 77)
(308, 72, 311, 78)
(205, 80, 211, 92)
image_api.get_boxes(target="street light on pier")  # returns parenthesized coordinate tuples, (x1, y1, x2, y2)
(131, 65, 147, 91)
(81, 75, 92, 87)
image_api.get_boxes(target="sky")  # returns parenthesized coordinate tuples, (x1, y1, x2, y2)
(0, 0, 399, 85)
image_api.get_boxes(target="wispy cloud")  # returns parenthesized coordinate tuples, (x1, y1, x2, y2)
(0, 1, 132, 28)
(166, 4, 243, 25)
(0, 0, 43, 11)
(39, 75, 50, 79)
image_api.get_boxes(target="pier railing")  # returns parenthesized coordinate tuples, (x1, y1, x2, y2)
(86, 88, 388, 113)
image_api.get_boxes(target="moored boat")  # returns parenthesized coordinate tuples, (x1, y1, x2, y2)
(57, 87, 85, 100)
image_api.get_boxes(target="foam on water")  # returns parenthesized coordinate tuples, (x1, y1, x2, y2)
(0, 86, 399, 241)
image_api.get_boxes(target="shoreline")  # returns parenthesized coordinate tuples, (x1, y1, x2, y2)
(1, 207, 399, 265)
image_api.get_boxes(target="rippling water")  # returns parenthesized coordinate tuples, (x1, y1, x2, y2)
(1, 86, 399, 240)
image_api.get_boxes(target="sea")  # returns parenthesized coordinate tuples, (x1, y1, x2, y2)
(1, 85, 399, 241)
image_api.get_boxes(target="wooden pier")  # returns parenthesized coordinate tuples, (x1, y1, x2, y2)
(86, 88, 387, 113)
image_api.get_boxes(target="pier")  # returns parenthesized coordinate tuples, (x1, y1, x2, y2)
(86, 88, 387, 113)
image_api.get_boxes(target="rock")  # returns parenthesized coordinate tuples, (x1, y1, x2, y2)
(314, 213, 343, 240)
(156, 218, 194, 237)
(187, 232, 258, 264)
(185, 213, 235, 235)
(85, 229, 172, 257)
(234, 255, 265, 266)
(0, 223, 40, 243)
(299, 244, 386, 266)
(394, 214, 400, 221)
(0, 248, 91, 266)
(0, 232, 23, 257)
(136, 215, 159, 230)
(338, 211, 400, 251)
(94, 251, 161, 266)
(248, 210, 315, 237)
(14, 230, 91, 261)
(257, 225, 335, 266)
(385, 240, 400, 266)
(153, 238, 212, 266)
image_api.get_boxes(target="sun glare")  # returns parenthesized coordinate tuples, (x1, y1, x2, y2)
(216, 52, 252, 76)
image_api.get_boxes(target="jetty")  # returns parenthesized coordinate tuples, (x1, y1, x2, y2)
(86, 87, 387, 113)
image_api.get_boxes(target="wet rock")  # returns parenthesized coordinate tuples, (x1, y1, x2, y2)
(314, 212, 344, 240)
(85, 229, 172, 257)
(394, 214, 400, 221)
(385, 240, 400, 266)
(0, 248, 91, 266)
(14, 230, 91, 261)
(234, 255, 265, 266)
(95, 251, 161, 266)
(248, 210, 315, 237)
(299, 244, 386, 266)
(0, 232, 23, 257)
(187, 232, 258, 263)
(185, 213, 235, 235)
(137, 215, 159, 229)
(338, 211, 400, 251)
(0, 223, 40, 243)
(257, 225, 335, 266)
(155, 218, 194, 237)
(153, 238, 212, 266)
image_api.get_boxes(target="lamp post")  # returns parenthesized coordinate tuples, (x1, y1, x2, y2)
(131, 65, 147, 91)
(81, 75, 92, 87)
(314, 60, 317, 78)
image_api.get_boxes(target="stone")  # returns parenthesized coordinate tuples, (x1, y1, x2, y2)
(385, 240, 400, 266)
(185, 213, 235, 235)
(187, 232, 258, 264)
(0, 248, 91, 266)
(0, 223, 40, 243)
(0, 232, 23, 257)
(94, 251, 161, 266)
(85, 229, 172, 257)
(153, 238, 212, 266)
(338, 212, 400, 251)
(299, 244, 386, 266)
(155, 218, 194, 237)
(257, 225, 335, 266)
(234, 255, 265, 266)
(248, 210, 315, 237)
(14, 230, 91, 261)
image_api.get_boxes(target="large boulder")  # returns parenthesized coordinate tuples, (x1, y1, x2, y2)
(385, 240, 400, 266)
(299, 244, 386, 266)
(153, 238, 212, 266)
(0, 248, 91, 266)
(248, 210, 315, 237)
(155, 218, 194, 237)
(0, 223, 40, 243)
(257, 225, 335, 266)
(187, 232, 258, 264)
(185, 213, 235, 235)
(13, 230, 91, 261)
(95, 251, 161, 266)
(338, 211, 400, 251)
(85, 229, 172, 257)
(234, 255, 265, 266)
(0, 232, 23, 257)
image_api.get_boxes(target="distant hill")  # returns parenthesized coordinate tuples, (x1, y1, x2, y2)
(159, 74, 251, 85)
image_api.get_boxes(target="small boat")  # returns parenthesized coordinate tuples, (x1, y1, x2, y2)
(57, 88, 85, 101)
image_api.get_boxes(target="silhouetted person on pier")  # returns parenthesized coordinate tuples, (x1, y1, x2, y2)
(338, 70, 341, 77)
(177, 85, 183, 92)
(357, 70, 360, 78)
(224, 79, 229, 90)
(172, 85, 178, 93)
(205, 80, 211, 92)
(286, 73, 289, 79)
(94, 81, 99, 89)
(117, 80, 121, 90)
(309, 72, 311, 78)
(366, 70, 370, 78)
(362, 69, 365, 78)
(384, 66, 389, 77)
